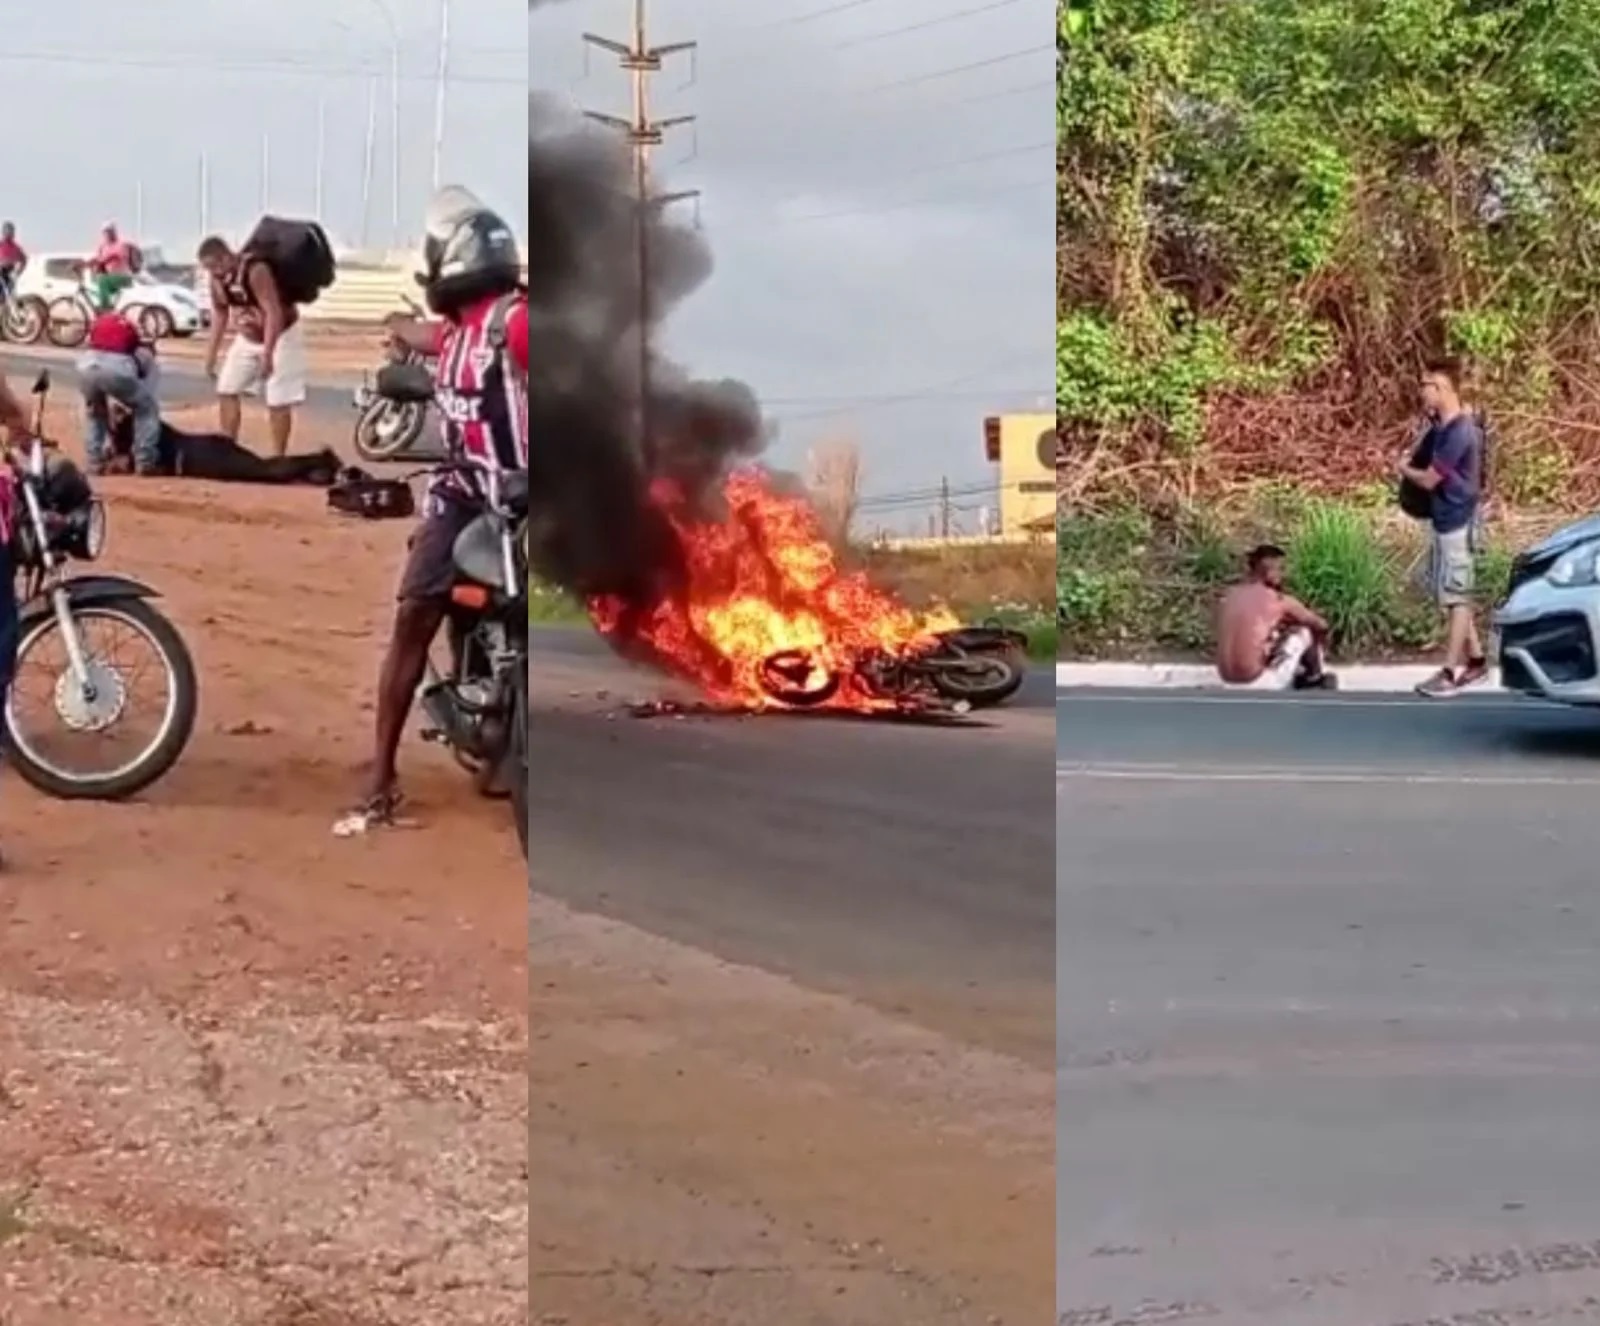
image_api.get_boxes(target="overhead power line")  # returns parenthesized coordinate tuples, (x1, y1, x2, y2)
(863, 45, 1053, 95)
(834, 0, 1025, 50)
(751, 0, 900, 29)
(739, 140, 1053, 214)
(0, 47, 522, 86)
(759, 176, 1050, 226)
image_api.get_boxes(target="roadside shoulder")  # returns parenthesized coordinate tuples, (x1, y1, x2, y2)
(1056, 660, 1504, 693)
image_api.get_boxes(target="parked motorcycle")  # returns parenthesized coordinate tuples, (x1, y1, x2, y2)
(757, 623, 1030, 712)
(330, 460, 528, 857)
(2, 372, 199, 798)
(352, 297, 436, 463)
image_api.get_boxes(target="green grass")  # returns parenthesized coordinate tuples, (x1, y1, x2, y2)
(529, 581, 587, 625)
(1286, 500, 1402, 649)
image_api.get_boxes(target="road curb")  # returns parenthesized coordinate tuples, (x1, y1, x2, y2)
(1056, 661, 1504, 693)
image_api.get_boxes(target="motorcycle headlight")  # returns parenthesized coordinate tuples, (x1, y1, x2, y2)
(1548, 541, 1600, 588)
(83, 499, 107, 560)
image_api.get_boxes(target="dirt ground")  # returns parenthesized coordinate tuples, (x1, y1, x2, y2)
(0, 410, 528, 1324)
(160, 320, 389, 378)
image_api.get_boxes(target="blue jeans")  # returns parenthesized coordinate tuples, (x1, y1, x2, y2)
(77, 350, 161, 473)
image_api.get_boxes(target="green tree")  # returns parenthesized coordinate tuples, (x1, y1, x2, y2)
(1058, 0, 1600, 498)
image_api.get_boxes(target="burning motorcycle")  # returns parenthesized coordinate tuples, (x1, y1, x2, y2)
(352, 298, 436, 463)
(330, 460, 528, 858)
(757, 624, 1029, 712)
(3, 371, 199, 798)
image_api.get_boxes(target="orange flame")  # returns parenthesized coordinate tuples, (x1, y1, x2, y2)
(589, 469, 958, 710)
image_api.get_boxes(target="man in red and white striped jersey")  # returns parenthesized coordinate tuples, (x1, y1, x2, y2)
(338, 188, 527, 835)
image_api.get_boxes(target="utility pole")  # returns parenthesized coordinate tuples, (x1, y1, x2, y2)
(430, 0, 451, 191)
(582, 0, 698, 471)
(939, 476, 952, 539)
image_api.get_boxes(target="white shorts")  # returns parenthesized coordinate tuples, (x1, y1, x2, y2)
(216, 319, 307, 408)
(1247, 626, 1313, 690)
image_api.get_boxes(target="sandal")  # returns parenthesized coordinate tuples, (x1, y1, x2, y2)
(331, 788, 406, 838)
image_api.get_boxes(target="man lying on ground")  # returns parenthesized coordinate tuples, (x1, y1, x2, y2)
(1215, 544, 1338, 690)
(101, 397, 340, 485)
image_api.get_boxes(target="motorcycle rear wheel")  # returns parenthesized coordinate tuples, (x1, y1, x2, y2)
(510, 663, 528, 861)
(2, 297, 44, 344)
(930, 645, 1028, 708)
(45, 296, 89, 348)
(353, 399, 428, 462)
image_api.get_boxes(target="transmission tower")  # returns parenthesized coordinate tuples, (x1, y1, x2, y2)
(582, 0, 699, 469)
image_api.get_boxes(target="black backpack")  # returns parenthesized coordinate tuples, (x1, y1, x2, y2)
(1397, 408, 1492, 521)
(242, 216, 336, 306)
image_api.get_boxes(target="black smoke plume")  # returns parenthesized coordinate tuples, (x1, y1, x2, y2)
(525, 87, 766, 605)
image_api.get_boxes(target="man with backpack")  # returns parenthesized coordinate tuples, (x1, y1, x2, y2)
(1397, 356, 1490, 698)
(334, 187, 527, 838)
(196, 219, 334, 458)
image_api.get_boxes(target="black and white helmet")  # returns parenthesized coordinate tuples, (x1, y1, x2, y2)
(417, 185, 522, 314)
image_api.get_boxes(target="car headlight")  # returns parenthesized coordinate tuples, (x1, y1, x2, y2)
(1548, 541, 1600, 587)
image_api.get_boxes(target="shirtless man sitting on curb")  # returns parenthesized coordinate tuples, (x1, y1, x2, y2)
(1215, 544, 1338, 690)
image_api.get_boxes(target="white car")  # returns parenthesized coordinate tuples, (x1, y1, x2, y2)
(1494, 514, 1600, 703)
(16, 253, 203, 338)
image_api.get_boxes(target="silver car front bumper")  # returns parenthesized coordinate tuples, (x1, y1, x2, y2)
(1494, 578, 1600, 703)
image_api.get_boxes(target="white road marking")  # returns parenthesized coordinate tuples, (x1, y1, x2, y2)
(1056, 762, 1600, 786)
(1055, 691, 1537, 712)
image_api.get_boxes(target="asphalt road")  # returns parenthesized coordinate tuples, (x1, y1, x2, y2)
(5, 347, 354, 415)
(1059, 687, 1600, 1325)
(530, 628, 1056, 1064)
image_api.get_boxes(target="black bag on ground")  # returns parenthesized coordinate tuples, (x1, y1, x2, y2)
(242, 216, 336, 306)
(327, 467, 417, 520)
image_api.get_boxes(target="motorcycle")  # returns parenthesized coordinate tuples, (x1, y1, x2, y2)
(352, 297, 436, 463)
(332, 459, 528, 856)
(758, 623, 1030, 712)
(2, 371, 199, 798)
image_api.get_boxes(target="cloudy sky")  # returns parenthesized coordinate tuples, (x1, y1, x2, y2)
(533, 0, 1054, 524)
(2, 1, 525, 257)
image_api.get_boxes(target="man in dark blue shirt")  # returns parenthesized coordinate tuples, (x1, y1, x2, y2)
(1397, 357, 1487, 697)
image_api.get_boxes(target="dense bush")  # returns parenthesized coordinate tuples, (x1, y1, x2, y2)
(1059, 0, 1600, 505)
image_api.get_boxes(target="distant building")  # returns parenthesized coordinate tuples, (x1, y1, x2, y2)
(983, 412, 1056, 537)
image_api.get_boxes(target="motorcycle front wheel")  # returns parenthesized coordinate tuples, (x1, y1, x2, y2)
(3, 597, 199, 800)
(353, 399, 427, 462)
(757, 649, 842, 708)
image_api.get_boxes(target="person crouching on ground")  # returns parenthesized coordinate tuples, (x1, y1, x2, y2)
(76, 308, 161, 475)
(1215, 544, 1337, 690)
(1397, 356, 1489, 698)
